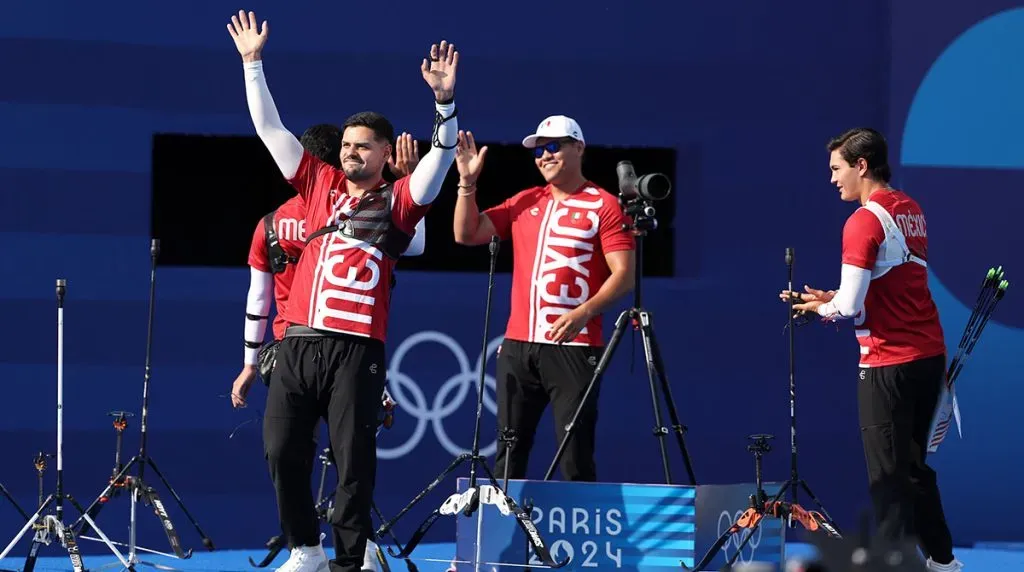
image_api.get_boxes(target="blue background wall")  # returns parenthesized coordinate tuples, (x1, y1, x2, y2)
(1, 0, 1022, 557)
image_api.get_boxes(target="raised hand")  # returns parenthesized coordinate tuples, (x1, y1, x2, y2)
(421, 40, 459, 103)
(388, 132, 420, 178)
(227, 10, 268, 62)
(455, 130, 488, 183)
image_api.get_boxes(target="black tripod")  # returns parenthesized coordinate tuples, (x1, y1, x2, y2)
(0, 481, 29, 522)
(71, 239, 213, 570)
(683, 434, 841, 571)
(373, 237, 568, 569)
(544, 196, 697, 485)
(0, 279, 130, 572)
(768, 248, 840, 531)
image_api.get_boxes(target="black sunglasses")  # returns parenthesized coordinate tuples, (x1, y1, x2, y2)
(532, 139, 574, 158)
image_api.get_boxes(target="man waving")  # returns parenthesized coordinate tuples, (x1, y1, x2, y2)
(228, 10, 459, 572)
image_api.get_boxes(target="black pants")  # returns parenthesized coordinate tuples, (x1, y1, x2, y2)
(492, 339, 602, 481)
(858, 353, 955, 563)
(263, 331, 386, 572)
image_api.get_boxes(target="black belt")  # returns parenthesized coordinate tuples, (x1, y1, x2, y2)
(284, 325, 348, 338)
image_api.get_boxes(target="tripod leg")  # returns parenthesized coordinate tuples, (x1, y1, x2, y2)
(373, 545, 392, 572)
(383, 510, 443, 560)
(0, 495, 53, 561)
(71, 456, 140, 534)
(134, 481, 191, 559)
(144, 457, 214, 550)
(645, 319, 698, 486)
(65, 495, 90, 517)
(725, 524, 764, 567)
(798, 480, 842, 536)
(59, 519, 86, 572)
(636, 311, 672, 484)
(375, 454, 471, 540)
(387, 481, 490, 560)
(248, 536, 285, 568)
(75, 500, 133, 570)
(22, 531, 46, 572)
(0, 482, 30, 521)
(370, 502, 418, 571)
(543, 310, 630, 481)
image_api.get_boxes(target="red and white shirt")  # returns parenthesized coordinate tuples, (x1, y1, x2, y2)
(247, 195, 307, 341)
(280, 150, 429, 342)
(842, 189, 945, 367)
(484, 182, 634, 346)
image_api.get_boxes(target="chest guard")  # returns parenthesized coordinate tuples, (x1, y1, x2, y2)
(861, 201, 928, 280)
(263, 211, 298, 274)
(304, 185, 414, 260)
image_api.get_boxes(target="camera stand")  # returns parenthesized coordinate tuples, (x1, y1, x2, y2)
(0, 279, 130, 572)
(544, 199, 697, 485)
(71, 240, 213, 571)
(248, 447, 414, 572)
(374, 237, 568, 570)
(682, 434, 841, 571)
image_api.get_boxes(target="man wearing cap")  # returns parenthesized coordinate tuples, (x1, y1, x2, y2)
(451, 116, 636, 481)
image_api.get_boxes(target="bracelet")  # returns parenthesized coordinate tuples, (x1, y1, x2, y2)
(457, 187, 477, 197)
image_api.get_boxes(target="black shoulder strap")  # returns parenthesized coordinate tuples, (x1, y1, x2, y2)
(301, 186, 412, 259)
(264, 211, 297, 273)
(304, 222, 413, 260)
(304, 223, 338, 247)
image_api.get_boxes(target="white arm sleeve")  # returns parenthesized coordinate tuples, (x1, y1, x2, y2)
(243, 60, 304, 180)
(405, 218, 426, 256)
(817, 264, 872, 320)
(244, 267, 274, 365)
(409, 102, 457, 206)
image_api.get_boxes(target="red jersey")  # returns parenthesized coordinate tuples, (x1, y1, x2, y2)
(280, 151, 428, 342)
(842, 188, 945, 367)
(484, 183, 634, 346)
(248, 195, 307, 341)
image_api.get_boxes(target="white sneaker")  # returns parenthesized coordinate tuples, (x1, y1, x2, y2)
(276, 544, 329, 572)
(926, 557, 964, 571)
(362, 540, 382, 572)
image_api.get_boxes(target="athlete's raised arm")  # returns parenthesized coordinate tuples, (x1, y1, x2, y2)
(227, 10, 303, 180)
(409, 40, 460, 206)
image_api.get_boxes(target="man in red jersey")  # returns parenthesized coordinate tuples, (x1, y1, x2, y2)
(230, 127, 422, 404)
(452, 117, 636, 482)
(228, 10, 459, 572)
(229, 125, 421, 572)
(781, 128, 962, 572)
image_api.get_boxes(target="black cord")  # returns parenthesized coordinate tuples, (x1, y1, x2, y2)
(218, 394, 263, 439)
(432, 107, 458, 149)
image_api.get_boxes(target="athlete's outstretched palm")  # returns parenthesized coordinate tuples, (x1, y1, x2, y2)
(227, 10, 268, 60)
(421, 40, 459, 102)
(780, 285, 835, 304)
(455, 130, 488, 182)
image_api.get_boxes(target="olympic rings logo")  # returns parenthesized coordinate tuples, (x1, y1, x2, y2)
(717, 509, 761, 564)
(379, 330, 504, 460)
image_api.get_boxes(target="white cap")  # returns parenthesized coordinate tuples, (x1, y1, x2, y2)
(521, 115, 585, 148)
